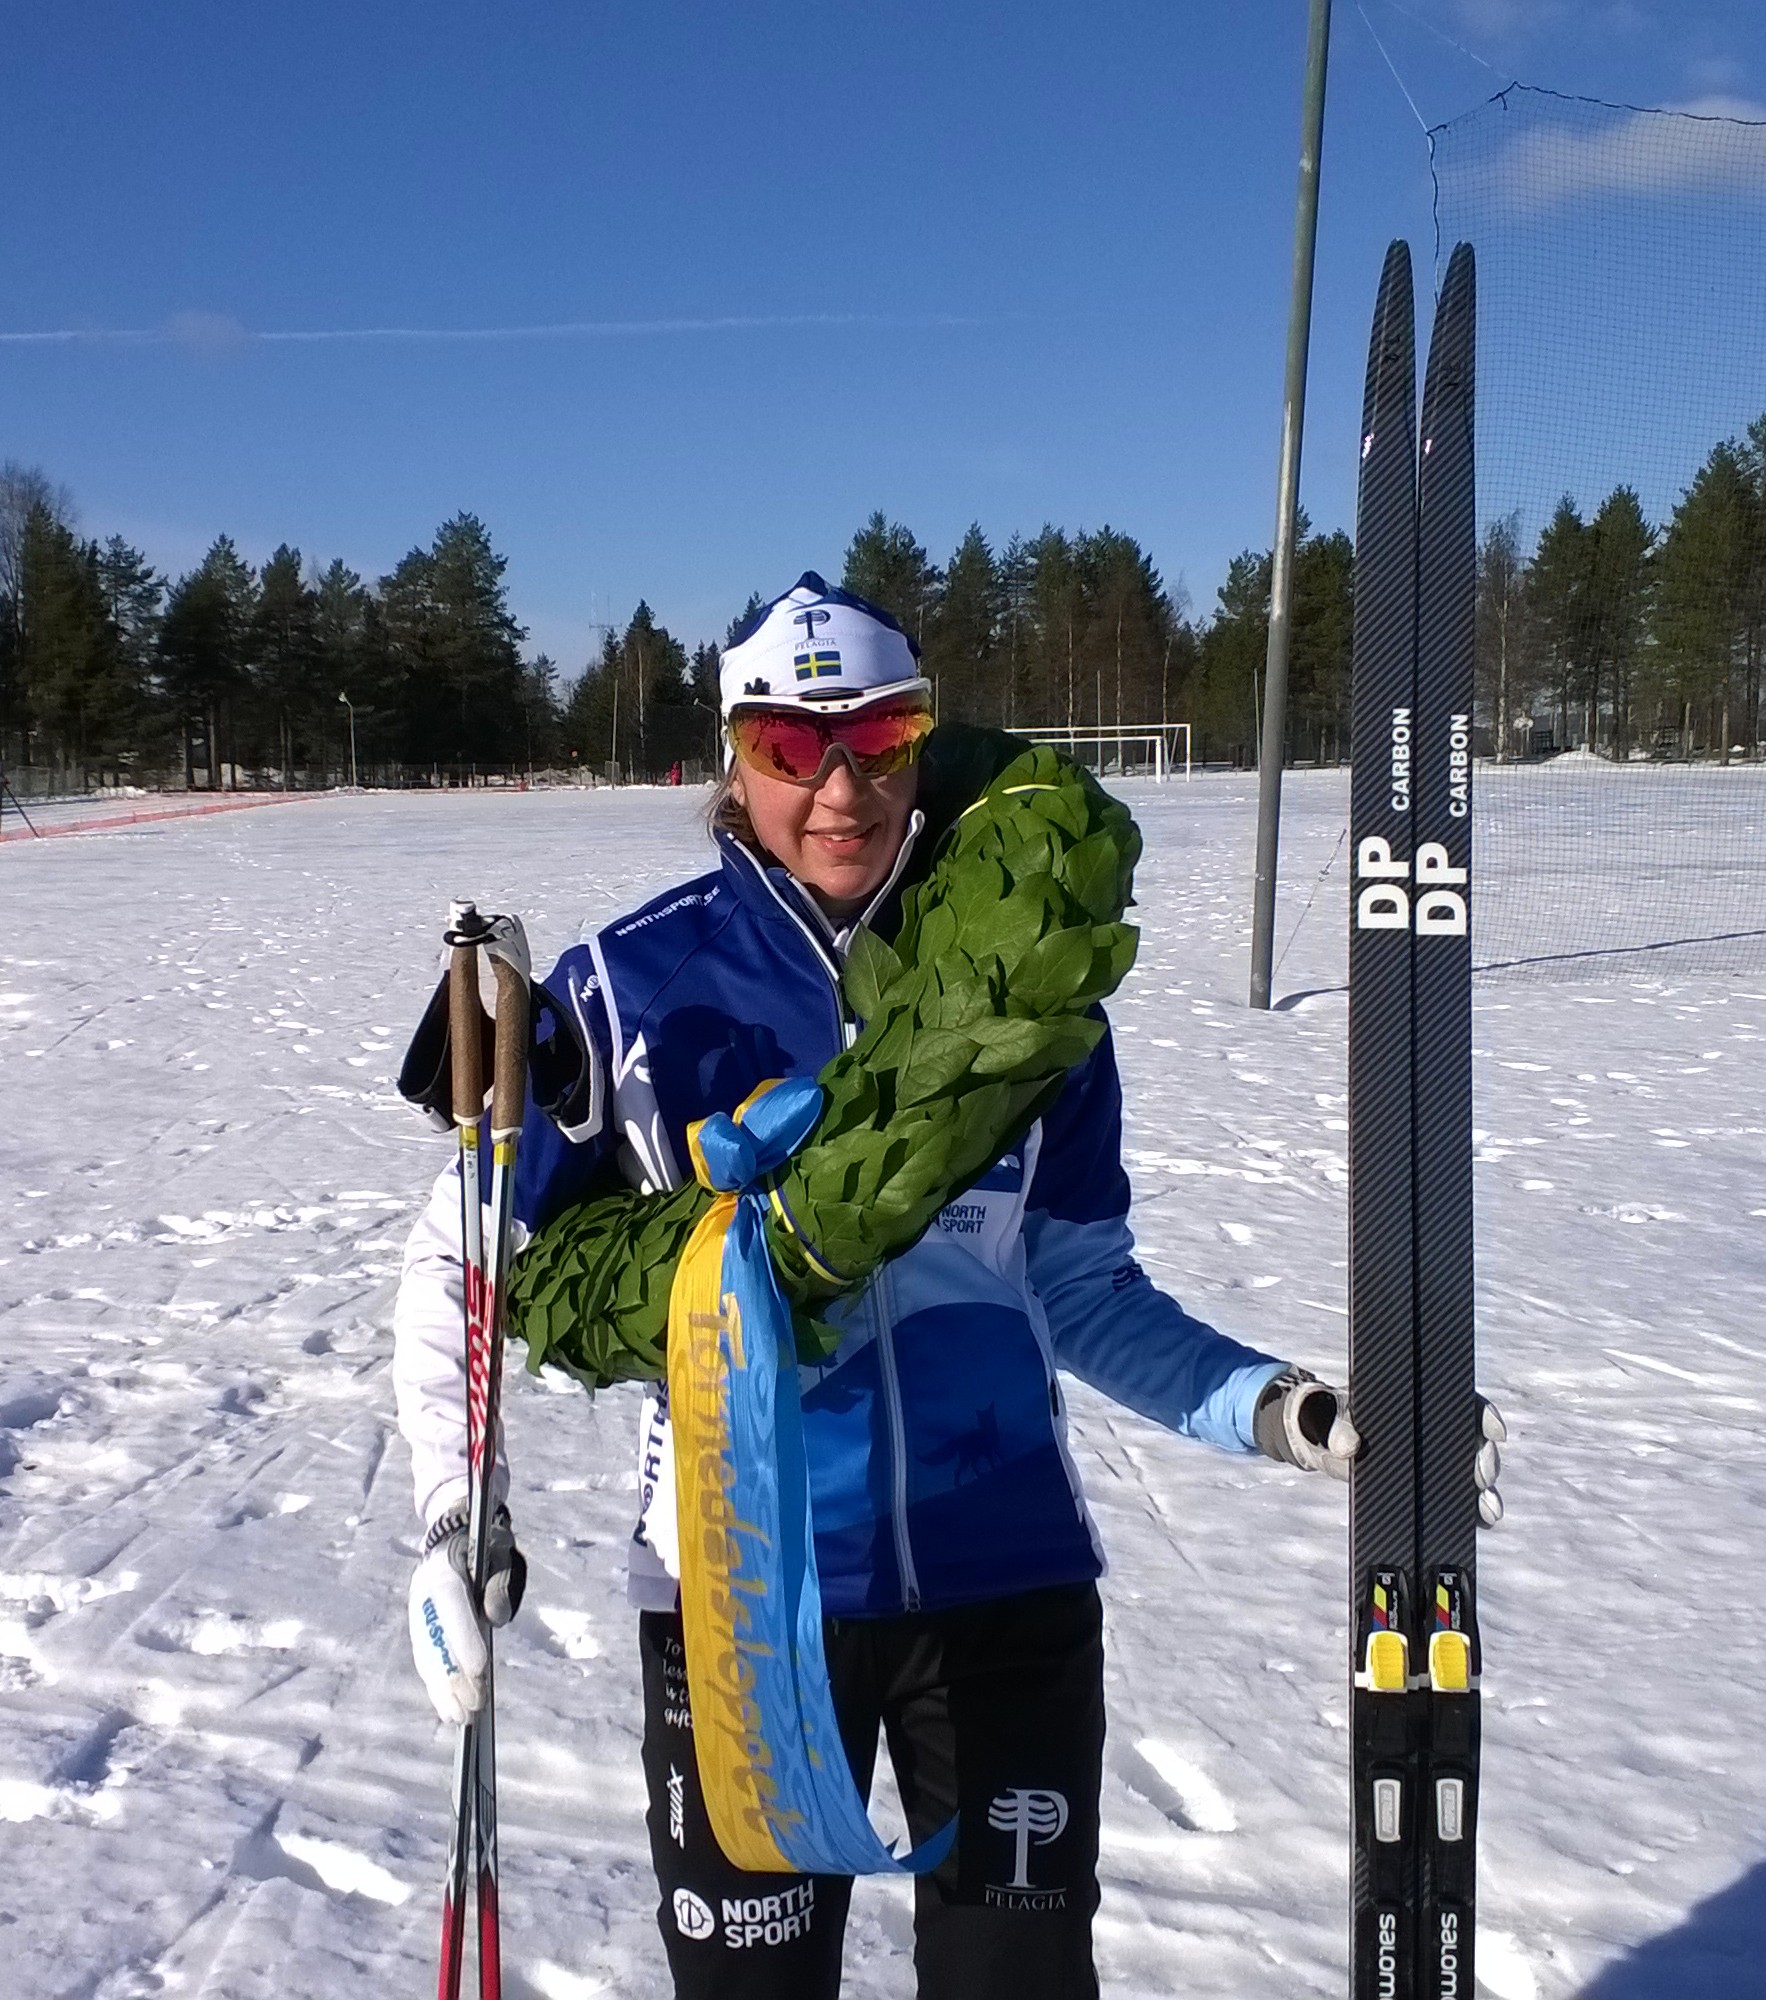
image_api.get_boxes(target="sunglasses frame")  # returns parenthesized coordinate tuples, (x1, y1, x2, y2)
(726, 700, 933, 787)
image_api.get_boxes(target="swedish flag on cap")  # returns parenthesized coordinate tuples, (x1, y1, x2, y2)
(719, 573, 929, 718)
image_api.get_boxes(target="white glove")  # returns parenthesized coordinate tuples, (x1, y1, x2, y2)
(1257, 1369, 1509, 1526)
(1255, 1367, 1362, 1480)
(408, 1505, 526, 1725)
(1474, 1396, 1506, 1527)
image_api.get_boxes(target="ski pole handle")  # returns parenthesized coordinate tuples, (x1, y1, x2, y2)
(449, 902, 486, 1130)
(490, 956, 529, 1140)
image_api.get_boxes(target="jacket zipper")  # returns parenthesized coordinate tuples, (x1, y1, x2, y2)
(724, 841, 848, 1045)
(874, 1262, 922, 1611)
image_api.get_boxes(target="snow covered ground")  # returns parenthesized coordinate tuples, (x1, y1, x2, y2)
(2, 770, 1762, 1999)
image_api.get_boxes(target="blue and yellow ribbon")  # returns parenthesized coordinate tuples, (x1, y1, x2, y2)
(668, 1075, 955, 1876)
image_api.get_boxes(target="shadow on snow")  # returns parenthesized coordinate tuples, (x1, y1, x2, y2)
(1579, 1857, 1766, 1999)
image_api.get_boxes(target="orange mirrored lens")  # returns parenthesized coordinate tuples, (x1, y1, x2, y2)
(728, 703, 933, 783)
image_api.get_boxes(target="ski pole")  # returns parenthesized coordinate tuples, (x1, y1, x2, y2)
(437, 902, 532, 2000)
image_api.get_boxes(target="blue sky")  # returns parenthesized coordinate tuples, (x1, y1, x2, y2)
(3, 2, 1763, 671)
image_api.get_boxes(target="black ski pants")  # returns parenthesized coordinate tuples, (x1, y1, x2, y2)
(638, 1580, 1105, 2000)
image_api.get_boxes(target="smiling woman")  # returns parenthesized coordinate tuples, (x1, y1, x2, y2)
(391, 570, 1408, 2000)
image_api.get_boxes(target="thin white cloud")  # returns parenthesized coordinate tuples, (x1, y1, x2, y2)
(1495, 94, 1766, 208)
(1451, 0, 1646, 35)
(1685, 56, 1747, 96)
(0, 311, 981, 348)
(1452, 0, 1558, 34)
(166, 310, 252, 357)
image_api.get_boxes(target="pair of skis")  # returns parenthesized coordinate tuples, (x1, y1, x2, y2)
(438, 902, 532, 2000)
(1347, 241, 1481, 2000)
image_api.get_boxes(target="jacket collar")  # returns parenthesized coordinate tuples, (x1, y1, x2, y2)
(715, 813, 925, 966)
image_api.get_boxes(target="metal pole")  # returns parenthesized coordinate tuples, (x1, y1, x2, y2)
(1249, 0, 1333, 1010)
(338, 692, 358, 789)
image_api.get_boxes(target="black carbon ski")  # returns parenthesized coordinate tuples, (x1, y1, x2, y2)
(1348, 238, 1421, 2000)
(1413, 241, 1479, 2000)
(1348, 240, 1483, 2000)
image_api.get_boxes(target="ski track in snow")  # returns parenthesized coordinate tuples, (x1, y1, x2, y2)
(2, 776, 1762, 1997)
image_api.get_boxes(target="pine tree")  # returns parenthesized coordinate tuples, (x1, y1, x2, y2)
(1584, 488, 1655, 758)
(18, 507, 106, 777)
(1157, 617, 1201, 743)
(924, 525, 1000, 724)
(92, 537, 163, 774)
(563, 608, 696, 779)
(1290, 529, 1354, 764)
(431, 513, 528, 768)
(0, 465, 73, 645)
(1024, 526, 1081, 730)
(1527, 497, 1594, 752)
(725, 594, 765, 648)
(158, 537, 258, 788)
(1654, 438, 1766, 761)
(312, 560, 378, 781)
(1, 466, 75, 766)
(841, 513, 941, 648)
(380, 515, 526, 773)
(691, 640, 721, 707)
(561, 630, 620, 775)
(517, 656, 562, 773)
(997, 534, 1033, 731)
(1074, 529, 1179, 749)
(1190, 516, 1350, 767)
(1197, 547, 1270, 765)
(253, 545, 318, 786)
(96, 538, 163, 689)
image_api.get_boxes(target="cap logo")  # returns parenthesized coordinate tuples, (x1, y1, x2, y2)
(743, 677, 772, 696)
(790, 607, 842, 681)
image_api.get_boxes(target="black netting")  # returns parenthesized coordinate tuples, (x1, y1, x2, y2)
(1428, 86, 1766, 981)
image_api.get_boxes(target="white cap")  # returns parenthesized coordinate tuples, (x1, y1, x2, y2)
(718, 572, 930, 718)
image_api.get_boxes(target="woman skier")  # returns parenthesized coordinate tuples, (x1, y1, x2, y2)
(393, 573, 1500, 1999)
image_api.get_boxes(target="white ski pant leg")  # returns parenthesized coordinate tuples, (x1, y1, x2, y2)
(392, 1157, 511, 1531)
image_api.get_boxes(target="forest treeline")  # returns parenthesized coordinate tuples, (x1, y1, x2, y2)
(0, 474, 1348, 787)
(4, 410, 1763, 789)
(1478, 414, 1766, 760)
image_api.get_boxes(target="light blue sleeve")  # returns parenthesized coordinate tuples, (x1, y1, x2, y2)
(1024, 1208, 1285, 1453)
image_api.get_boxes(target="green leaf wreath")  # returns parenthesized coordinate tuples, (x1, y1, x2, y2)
(505, 732, 1141, 1388)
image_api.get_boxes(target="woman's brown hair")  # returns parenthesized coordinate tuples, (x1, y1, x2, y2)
(704, 765, 757, 847)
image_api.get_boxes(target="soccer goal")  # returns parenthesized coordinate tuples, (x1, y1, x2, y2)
(1025, 723, 1191, 782)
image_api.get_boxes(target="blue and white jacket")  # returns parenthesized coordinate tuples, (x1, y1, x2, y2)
(393, 809, 1283, 1618)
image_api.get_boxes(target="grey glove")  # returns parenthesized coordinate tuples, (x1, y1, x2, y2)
(1255, 1366, 1361, 1480)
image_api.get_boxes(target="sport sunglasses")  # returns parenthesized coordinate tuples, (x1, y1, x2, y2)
(727, 700, 934, 786)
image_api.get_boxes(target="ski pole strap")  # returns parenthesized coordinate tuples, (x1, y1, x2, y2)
(669, 1076, 955, 1878)
(397, 969, 591, 1135)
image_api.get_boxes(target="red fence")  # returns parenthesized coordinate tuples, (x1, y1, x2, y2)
(0, 791, 337, 844)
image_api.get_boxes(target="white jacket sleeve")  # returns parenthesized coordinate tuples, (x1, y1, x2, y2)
(391, 1159, 510, 1531)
